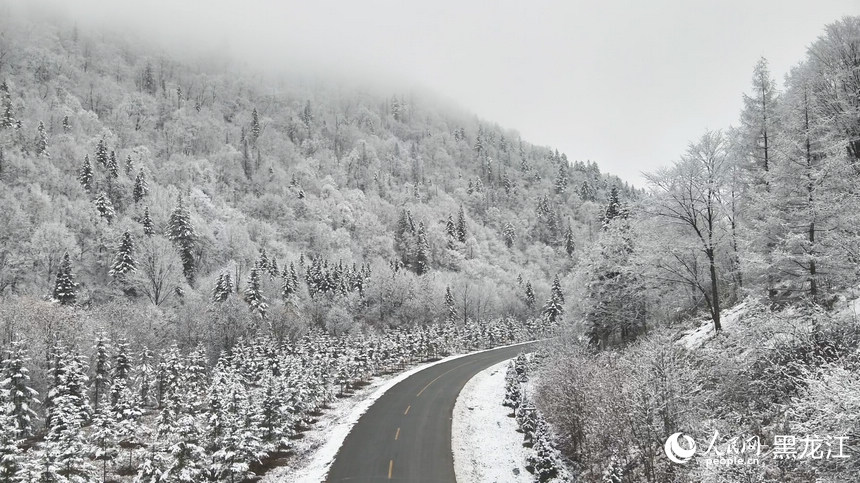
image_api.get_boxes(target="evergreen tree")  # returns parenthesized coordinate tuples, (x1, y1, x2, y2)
(250, 108, 261, 142)
(52, 253, 76, 305)
(445, 286, 457, 324)
(125, 154, 134, 175)
(0, 86, 14, 131)
(0, 409, 23, 483)
(554, 161, 568, 194)
(281, 264, 296, 300)
(445, 214, 457, 247)
(602, 187, 623, 228)
(166, 194, 197, 285)
(415, 222, 430, 275)
(91, 333, 111, 410)
(456, 205, 467, 243)
(89, 406, 117, 482)
(96, 137, 109, 167)
(0, 340, 39, 439)
(564, 226, 575, 256)
(107, 150, 119, 179)
(109, 231, 136, 277)
(503, 222, 516, 248)
(94, 192, 115, 223)
(244, 267, 268, 319)
(35, 121, 49, 158)
(78, 155, 93, 192)
(213, 272, 233, 303)
(541, 275, 565, 325)
(133, 169, 148, 203)
(62, 115, 71, 133)
(741, 57, 779, 176)
(141, 206, 154, 236)
(525, 281, 536, 311)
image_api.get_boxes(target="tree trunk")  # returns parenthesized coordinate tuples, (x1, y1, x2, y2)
(707, 249, 722, 331)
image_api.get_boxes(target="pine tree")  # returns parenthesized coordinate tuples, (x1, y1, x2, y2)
(89, 405, 117, 482)
(166, 194, 197, 284)
(94, 192, 115, 223)
(109, 231, 136, 277)
(250, 108, 261, 142)
(91, 333, 111, 411)
(141, 206, 154, 236)
(554, 162, 568, 194)
(0, 88, 14, 131)
(107, 150, 119, 179)
(133, 169, 148, 203)
(96, 137, 109, 167)
(281, 264, 296, 300)
(564, 226, 575, 256)
(602, 187, 623, 228)
(78, 154, 93, 192)
(525, 282, 536, 311)
(52, 253, 76, 305)
(0, 340, 39, 439)
(213, 272, 233, 303)
(125, 154, 134, 176)
(415, 222, 430, 275)
(62, 115, 71, 133)
(456, 205, 467, 243)
(0, 409, 23, 483)
(541, 275, 565, 325)
(503, 222, 516, 248)
(741, 57, 779, 176)
(445, 287, 457, 324)
(244, 267, 268, 319)
(35, 121, 49, 158)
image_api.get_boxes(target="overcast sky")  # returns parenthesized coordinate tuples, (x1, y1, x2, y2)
(23, 0, 860, 185)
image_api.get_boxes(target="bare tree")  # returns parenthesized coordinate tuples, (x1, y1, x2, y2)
(646, 130, 730, 331)
(132, 236, 182, 306)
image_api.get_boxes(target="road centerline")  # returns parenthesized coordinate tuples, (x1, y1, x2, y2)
(395, 427, 400, 440)
(388, 459, 393, 479)
(404, 405, 410, 415)
(415, 360, 475, 397)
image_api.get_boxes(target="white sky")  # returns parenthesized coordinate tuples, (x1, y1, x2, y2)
(21, 0, 860, 185)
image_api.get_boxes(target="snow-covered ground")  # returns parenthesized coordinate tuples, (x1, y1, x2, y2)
(452, 359, 532, 483)
(677, 302, 748, 350)
(262, 341, 535, 482)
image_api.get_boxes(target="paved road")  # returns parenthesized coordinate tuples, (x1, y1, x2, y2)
(326, 342, 537, 482)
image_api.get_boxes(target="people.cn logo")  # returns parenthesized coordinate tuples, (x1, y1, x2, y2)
(665, 432, 697, 464)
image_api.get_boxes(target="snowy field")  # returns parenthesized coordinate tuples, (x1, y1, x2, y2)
(263, 342, 534, 482)
(452, 359, 532, 483)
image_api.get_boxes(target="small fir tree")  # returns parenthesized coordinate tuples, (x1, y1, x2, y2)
(94, 192, 115, 223)
(109, 231, 137, 277)
(52, 254, 77, 305)
(78, 155, 93, 192)
(133, 169, 148, 203)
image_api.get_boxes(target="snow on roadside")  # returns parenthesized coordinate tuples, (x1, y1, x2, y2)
(262, 341, 535, 483)
(677, 302, 748, 350)
(452, 359, 532, 483)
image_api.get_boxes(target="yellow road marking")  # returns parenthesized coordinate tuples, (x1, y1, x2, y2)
(404, 405, 410, 415)
(395, 427, 400, 440)
(388, 459, 394, 479)
(416, 360, 475, 397)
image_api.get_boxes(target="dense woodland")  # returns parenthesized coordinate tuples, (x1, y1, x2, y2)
(0, 6, 858, 483)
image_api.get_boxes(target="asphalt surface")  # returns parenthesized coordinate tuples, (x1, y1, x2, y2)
(325, 342, 537, 482)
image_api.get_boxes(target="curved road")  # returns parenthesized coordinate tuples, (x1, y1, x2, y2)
(326, 342, 536, 482)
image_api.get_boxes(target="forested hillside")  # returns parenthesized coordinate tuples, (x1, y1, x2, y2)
(0, 10, 614, 482)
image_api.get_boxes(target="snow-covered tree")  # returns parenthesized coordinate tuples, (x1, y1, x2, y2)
(213, 272, 233, 303)
(165, 194, 196, 284)
(91, 333, 111, 410)
(78, 155, 93, 192)
(456, 205, 467, 243)
(94, 192, 115, 223)
(503, 222, 516, 248)
(133, 169, 148, 203)
(525, 281, 536, 311)
(96, 137, 109, 167)
(109, 231, 137, 277)
(35, 121, 49, 158)
(0, 340, 39, 439)
(107, 150, 119, 179)
(541, 275, 564, 325)
(52, 253, 76, 305)
(244, 267, 267, 319)
(445, 286, 457, 324)
(141, 206, 154, 236)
